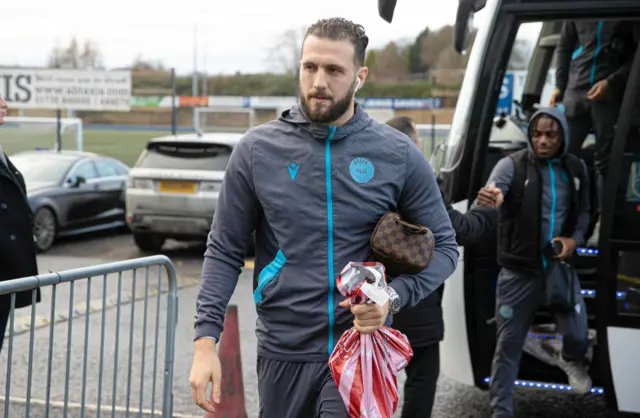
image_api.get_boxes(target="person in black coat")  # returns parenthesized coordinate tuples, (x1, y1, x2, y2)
(0, 96, 41, 352)
(387, 116, 498, 417)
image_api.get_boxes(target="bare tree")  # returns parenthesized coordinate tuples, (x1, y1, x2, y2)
(419, 26, 455, 70)
(435, 30, 478, 70)
(266, 26, 308, 74)
(79, 40, 103, 69)
(131, 54, 166, 71)
(375, 42, 408, 77)
(48, 37, 103, 69)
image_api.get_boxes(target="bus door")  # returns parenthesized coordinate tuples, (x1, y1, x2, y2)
(596, 38, 640, 415)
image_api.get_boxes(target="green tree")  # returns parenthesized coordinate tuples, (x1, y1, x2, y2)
(365, 50, 378, 70)
(408, 27, 429, 73)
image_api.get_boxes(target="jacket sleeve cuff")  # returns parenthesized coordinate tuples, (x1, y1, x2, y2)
(388, 279, 411, 310)
(570, 232, 584, 248)
(194, 322, 222, 342)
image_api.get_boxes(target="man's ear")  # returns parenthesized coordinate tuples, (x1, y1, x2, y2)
(356, 67, 369, 91)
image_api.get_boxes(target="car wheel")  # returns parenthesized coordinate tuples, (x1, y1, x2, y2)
(34, 207, 57, 253)
(133, 233, 165, 252)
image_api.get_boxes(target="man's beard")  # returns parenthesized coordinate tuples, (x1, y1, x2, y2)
(299, 84, 355, 125)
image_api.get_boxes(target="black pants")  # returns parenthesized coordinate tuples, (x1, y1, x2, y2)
(0, 307, 10, 353)
(564, 89, 621, 212)
(257, 356, 348, 418)
(401, 343, 440, 418)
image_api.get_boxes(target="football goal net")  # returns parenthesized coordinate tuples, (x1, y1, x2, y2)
(0, 116, 84, 156)
(194, 108, 257, 135)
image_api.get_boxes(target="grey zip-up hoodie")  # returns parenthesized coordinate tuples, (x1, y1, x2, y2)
(194, 103, 459, 362)
(484, 108, 591, 250)
(555, 20, 638, 96)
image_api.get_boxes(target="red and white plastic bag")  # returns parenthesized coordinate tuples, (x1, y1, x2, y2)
(329, 262, 413, 418)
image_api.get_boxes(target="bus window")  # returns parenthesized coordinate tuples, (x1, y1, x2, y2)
(616, 135, 640, 317)
(499, 22, 541, 117)
(476, 21, 551, 188)
(611, 82, 640, 317)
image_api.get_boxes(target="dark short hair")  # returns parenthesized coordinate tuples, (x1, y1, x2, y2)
(304, 18, 369, 66)
(386, 116, 417, 140)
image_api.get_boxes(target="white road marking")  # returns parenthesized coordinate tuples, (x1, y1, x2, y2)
(0, 395, 200, 418)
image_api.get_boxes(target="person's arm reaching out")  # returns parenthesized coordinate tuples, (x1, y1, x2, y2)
(473, 156, 515, 208)
(387, 144, 459, 309)
(448, 204, 499, 247)
(486, 157, 515, 197)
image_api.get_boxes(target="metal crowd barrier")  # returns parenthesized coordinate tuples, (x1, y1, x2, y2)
(0, 255, 178, 418)
(416, 123, 451, 156)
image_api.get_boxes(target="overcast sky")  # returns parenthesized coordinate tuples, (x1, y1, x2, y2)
(3, 0, 503, 75)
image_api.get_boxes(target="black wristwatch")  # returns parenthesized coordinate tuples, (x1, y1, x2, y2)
(385, 286, 402, 314)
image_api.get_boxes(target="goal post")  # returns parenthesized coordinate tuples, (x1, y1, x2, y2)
(0, 116, 84, 156)
(194, 107, 258, 135)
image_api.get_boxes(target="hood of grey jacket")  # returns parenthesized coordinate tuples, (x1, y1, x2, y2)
(526, 107, 571, 158)
(278, 100, 374, 140)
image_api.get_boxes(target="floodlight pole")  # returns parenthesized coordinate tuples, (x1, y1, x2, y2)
(171, 68, 177, 135)
(56, 110, 62, 152)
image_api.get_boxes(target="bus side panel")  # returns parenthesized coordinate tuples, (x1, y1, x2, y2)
(607, 327, 640, 413)
(441, 199, 475, 385)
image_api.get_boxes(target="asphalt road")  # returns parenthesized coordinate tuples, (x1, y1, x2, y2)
(0, 231, 614, 418)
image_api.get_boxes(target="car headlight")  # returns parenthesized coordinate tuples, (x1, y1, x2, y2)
(127, 178, 154, 189)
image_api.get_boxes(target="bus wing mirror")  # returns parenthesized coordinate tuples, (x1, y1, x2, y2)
(454, 0, 486, 54)
(378, 0, 398, 23)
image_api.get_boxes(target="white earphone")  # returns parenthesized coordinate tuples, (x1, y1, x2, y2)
(355, 77, 361, 92)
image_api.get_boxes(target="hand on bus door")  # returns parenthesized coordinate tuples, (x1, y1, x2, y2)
(549, 88, 563, 107)
(477, 183, 504, 208)
(587, 79, 609, 101)
(551, 236, 577, 260)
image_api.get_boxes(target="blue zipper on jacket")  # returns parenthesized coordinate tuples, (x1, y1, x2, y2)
(547, 161, 557, 242)
(325, 125, 337, 355)
(589, 21, 603, 86)
(542, 160, 558, 271)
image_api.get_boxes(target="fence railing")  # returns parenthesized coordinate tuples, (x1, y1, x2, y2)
(416, 123, 450, 173)
(0, 255, 178, 418)
(416, 123, 450, 156)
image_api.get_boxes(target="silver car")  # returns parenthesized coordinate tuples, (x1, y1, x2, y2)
(125, 132, 242, 252)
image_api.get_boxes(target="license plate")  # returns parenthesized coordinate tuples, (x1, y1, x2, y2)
(159, 181, 196, 194)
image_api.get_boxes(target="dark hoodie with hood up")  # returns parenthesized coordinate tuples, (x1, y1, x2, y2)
(194, 103, 459, 362)
(483, 108, 591, 274)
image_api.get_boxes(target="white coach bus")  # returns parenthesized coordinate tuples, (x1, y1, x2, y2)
(379, 0, 640, 414)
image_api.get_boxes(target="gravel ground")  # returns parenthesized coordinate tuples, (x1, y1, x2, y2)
(0, 232, 617, 417)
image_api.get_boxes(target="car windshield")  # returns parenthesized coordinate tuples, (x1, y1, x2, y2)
(10, 154, 76, 184)
(136, 142, 233, 171)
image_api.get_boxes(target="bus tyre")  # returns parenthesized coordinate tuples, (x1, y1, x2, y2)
(133, 233, 165, 253)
